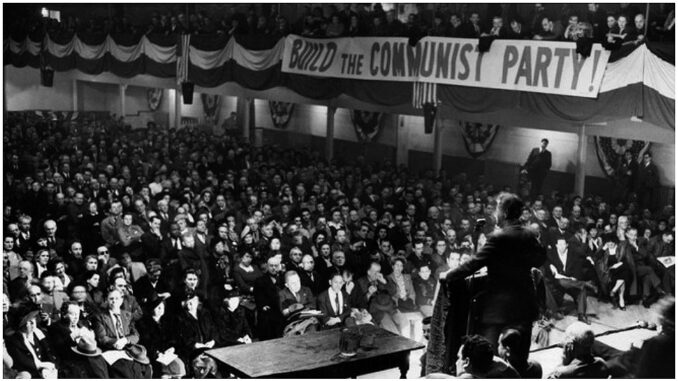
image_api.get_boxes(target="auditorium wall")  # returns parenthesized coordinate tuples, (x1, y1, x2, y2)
(4, 65, 674, 190)
(252, 101, 676, 190)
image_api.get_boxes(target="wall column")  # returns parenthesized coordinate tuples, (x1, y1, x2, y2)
(174, 86, 182, 129)
(72, 80, 79, 111)
(119, 83, 127, 119)
(240, 97, 252, 142)
(433, 119, 444, 175)
(325, 106, 336, 162)
(574, 125, 587, 196)
(396, 115, 410, 166)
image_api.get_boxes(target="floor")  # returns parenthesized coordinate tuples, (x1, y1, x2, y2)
(361, 296, 660, 378)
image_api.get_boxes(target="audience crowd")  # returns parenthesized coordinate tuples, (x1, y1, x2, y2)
(2, 106, 675, 379)
(6, 3, 675, 45)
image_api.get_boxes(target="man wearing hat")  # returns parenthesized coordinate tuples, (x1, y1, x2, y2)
(6, 310, 58, 379)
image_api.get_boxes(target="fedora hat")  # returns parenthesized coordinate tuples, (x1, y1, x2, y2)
(71, 336, 102, 357)
(125, 344, 150, 365)
(371, 291, 396, 313)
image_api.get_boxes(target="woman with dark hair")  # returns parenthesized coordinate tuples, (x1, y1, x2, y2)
(233, 251, 263, 296)
(83, 270, 105, 308)
(137, 298, 186, 378)
(593, 236, 630, 310)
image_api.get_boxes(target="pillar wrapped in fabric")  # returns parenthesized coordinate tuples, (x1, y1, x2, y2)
(423, 103, 437, 134)
(424, 272, 487, 375)
(181, 82, 194, 105)
(40, 68, 54, 87)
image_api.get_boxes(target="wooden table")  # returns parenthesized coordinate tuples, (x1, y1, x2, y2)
(206, 324, 425, 378)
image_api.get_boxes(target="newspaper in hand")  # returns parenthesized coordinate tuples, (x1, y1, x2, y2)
(657, 256, 675, 268)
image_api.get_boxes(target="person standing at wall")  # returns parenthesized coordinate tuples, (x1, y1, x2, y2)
(636, 151, 660, 212)
(521, 138, 552, 198)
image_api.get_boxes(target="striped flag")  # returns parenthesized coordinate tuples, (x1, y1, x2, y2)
(412, 81, 438, 109)
(176, 33, 190, 85)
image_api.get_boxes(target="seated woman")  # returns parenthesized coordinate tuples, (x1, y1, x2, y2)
(214, 289, 252, 346)
(137, 298, 186, 378)
(593, 236, 630, 310)
(47, 301, 96, 376)
(388, 256, 424, 340)
(6, 310, 58, 379)
(175, 292, 217, 366)
(233, 251, 263, 297)
(83, 270, 105, 309)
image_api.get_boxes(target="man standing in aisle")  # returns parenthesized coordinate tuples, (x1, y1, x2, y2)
(522, 138, 552, 198)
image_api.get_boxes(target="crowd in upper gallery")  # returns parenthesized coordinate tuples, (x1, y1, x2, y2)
(5, 3, 676, 45)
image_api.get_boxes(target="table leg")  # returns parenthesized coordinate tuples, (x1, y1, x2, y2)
(399, 352, 410, 379)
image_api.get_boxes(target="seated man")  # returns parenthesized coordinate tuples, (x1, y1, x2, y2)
(454, 334, 519, 378)
(279, 270, 318, 336)
(317, 272, 352, 328)
(498, 328, 542, 378)
(546, 238, 597, 324)
(279, 270, 316, 319)
(93, 289, 141, 351)
(548, 321, 608, 378)
(356, 261, 408, 335)
(622, 228, 666, 307)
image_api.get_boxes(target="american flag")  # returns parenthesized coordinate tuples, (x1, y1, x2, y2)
(176, 33, 190, 85)
(412, 81, 438, 109)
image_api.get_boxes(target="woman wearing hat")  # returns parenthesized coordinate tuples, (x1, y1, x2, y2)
(176, 292, 217, 366)
(6, 310, 58, 378)
(214, 288, 252, 346)
(138, 298, 186, 378)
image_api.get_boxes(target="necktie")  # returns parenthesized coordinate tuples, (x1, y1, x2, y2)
(114, 314, 124, 338)
(175, 239, 181, 250)
(334, 292, 340, 315)
(294, 292, 300, 303)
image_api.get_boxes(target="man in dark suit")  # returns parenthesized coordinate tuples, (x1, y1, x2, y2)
(132, 259, 171, 305)
(522, 138, 552, 197)
(42, 219, 67, 258)
(317, 272, 352, 328)
(546, 238, 597, 324)
(140, 215, 164, 260)
(445, 193, 546, 372)
(253, 255, 284, 340)
(279, 271, 316, 327)
(298, 254, 323, 296)
(93, 289, 140, 351)
(636, 151, 660, 211)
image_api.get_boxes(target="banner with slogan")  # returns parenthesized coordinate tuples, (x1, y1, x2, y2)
(282, 35, 611, 98)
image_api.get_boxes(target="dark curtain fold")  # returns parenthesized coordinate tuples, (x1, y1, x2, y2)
(339, 79, 412, 106)
(281, 73, 342, 100)
(438, 85, 518, 113)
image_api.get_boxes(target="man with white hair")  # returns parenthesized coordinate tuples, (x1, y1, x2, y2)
(42, 219, 66, 257)
(548, 321, 608, 378)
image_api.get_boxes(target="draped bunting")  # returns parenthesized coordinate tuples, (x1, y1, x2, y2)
(4, 33, 675, 130)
